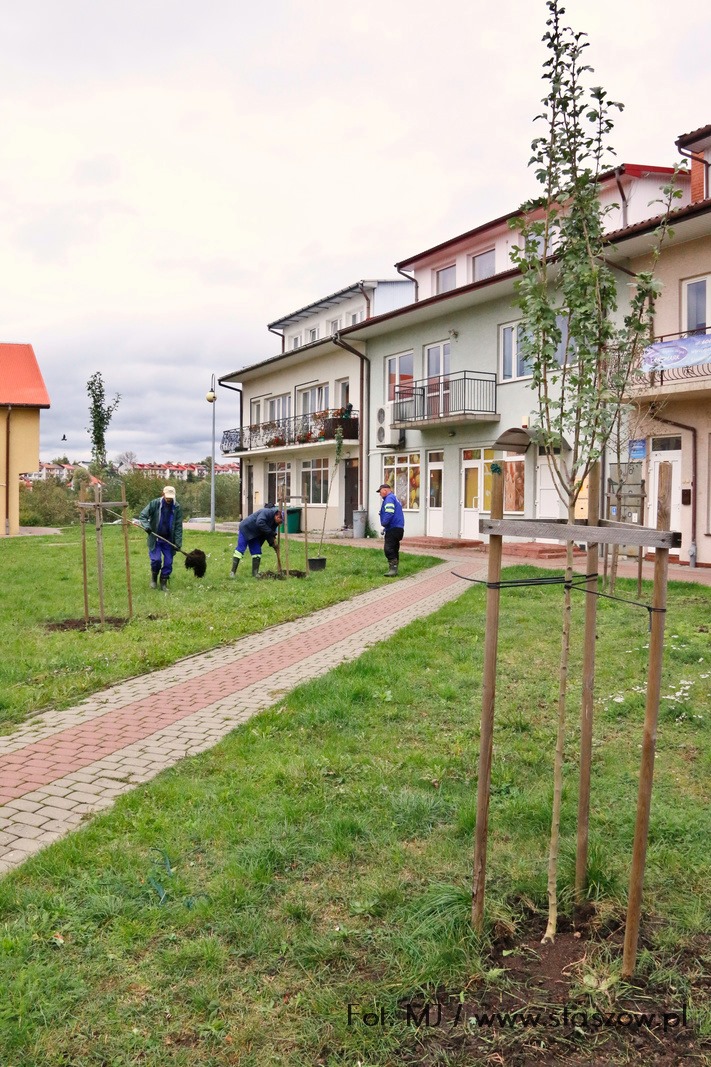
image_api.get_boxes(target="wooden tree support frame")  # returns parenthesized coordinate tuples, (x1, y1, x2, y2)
(77, 484, 133, 624)
(472, 463, 673, 978)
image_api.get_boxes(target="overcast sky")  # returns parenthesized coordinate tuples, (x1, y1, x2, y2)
(2, 0, 708, 464)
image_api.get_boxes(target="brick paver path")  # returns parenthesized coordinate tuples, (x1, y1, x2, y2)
(0, 560, 482, 875)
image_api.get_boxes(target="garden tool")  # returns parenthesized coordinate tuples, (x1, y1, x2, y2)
(131, 521, 207, 578)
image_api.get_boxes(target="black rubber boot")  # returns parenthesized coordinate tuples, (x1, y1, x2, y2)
(252, 556, 261, 578)
(150, 568, 159, 589)
(160, 575, 169, 592)
(384, 561, 398, 577)
(230, 558, 240, 578)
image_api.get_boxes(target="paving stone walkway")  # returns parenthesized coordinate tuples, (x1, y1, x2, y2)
(0, 559, 483, 876)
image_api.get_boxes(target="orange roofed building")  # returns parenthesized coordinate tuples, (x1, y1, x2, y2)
(0, 343, 51, 536)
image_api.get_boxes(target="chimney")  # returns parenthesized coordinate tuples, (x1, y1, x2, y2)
(690, 153, 706, 202)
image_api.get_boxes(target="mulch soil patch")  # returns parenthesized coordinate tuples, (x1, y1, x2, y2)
(393, 916, 709, 1066)
(45, 617, 130, 631)
(256, 569, 307, 579)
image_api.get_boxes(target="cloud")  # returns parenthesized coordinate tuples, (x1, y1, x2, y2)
(0, 0, 706, 462)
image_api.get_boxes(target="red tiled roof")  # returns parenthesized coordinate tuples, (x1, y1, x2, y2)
(0, 343, 51, 407)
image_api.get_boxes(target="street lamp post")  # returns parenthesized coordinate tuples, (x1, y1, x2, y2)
(206, 375, 216, 533)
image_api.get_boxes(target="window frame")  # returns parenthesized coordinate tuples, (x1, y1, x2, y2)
(682, 274, 710, 335)
(301, 457, 329, 504)
(386, 350, 414, 402)
(382, 451, 421, 511)
(267, 461, 291, 505)
(471, 249, 495, 282)
(435, 263, 456, 294)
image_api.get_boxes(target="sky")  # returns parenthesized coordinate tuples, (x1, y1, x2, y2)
(1, 0, 709, 465)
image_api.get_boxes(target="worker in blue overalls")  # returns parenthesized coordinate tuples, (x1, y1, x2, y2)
(377, 483, 405, 577)
(230, 506, 283, 578)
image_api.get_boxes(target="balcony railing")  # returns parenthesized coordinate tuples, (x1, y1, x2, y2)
(629, 327, 711, 394)
(221, 409, 359, 453)
(393, 371, 497, 424)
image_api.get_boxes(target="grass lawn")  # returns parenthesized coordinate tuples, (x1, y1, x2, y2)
(0, 527, 438, 733)
(0, 568, 709, 1065)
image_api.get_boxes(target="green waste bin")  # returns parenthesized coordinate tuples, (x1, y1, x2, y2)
(284, 507, 302, 534)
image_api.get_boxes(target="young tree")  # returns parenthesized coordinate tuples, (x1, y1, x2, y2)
(86, 372, 121, 474)
(511, 0, 678, 942)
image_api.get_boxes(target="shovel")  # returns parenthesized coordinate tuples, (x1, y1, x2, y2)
(132, 521, 207, 578)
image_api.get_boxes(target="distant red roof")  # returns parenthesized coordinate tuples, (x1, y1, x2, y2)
(0, 343, 51, 407)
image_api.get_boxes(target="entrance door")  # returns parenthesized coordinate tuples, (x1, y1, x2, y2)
(426, 450, 444, 537)
(460, 448, 493, 539)
(425, 342, 451, 419)
(343, 459, 358, 527)
(647, 441, 681, 548)
(246, 465, 254, 517)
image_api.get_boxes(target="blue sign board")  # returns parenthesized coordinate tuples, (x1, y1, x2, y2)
(628, 439, 646, 461)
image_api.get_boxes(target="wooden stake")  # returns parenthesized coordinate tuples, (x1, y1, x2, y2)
(472, 463, 504, 932)
(575, 461, 600, 906)
(622, 462, 671, 978)
(121, 483, 133, 620)
(80, 485, 89, 624)
(94, 484, 106, 624)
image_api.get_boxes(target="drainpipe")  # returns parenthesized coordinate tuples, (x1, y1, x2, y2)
(614, 168, 629, 229)
(676, 144, 711, 201)
(268, 326, 285, 353)
(396, 265, 418, 302)
(333, 333, 369, 510)
(357, 282, 371, 320)
(649, 407, 697, 567)
(4, 406, 11, 536)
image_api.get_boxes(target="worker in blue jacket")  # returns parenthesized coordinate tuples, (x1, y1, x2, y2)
(230, 506, 283, 578)
(139, 485, 183, 590)
(377, 483, 405, 577)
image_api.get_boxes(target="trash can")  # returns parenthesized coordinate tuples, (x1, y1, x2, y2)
(285, 507, 302, 534)
(352, 509, 367, 538)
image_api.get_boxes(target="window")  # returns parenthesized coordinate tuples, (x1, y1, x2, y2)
(250, 399, 261, 426)
(683, 275, 710, 334)
(299, 384, 329, 415)
(302, 457, 329, 504)
(291, 334, 301, 350)
(435, 264, 456, 294)
(267, 393, 291, 422)
(651, 436, 682, 451)
(349, 309, 365, 325)
(503, 454, 525, 513)
(328, 317, 341, 334)
(387, 351, 414, 401)
(267, 462, 291, 505)
(500, 318, 570, 380)
(472, 249, 495, 282)
(308, 326, 320, 343)
(383, 452, 420, 510)
(501, 323, 531, 381)
(426, 342, 451, 378)
(336, 378, 350, 407)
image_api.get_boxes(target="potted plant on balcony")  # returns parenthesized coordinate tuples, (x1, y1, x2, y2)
(309, 427, 344, 572)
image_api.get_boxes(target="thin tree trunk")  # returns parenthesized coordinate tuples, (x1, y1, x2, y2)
(543, 508, 574, 943)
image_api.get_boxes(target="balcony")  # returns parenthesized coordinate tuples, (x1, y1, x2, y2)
(392, 371, 498, 427)
(221, 409, 359, 454)
(627, 329, 711, 402)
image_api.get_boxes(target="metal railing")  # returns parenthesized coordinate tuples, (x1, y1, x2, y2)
(630, 326, 711, 391)
(221, 409, 359, 453)
(393, 371, 497, 423)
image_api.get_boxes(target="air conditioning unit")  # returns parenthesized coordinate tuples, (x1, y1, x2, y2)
(375, 404, 405, 448)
